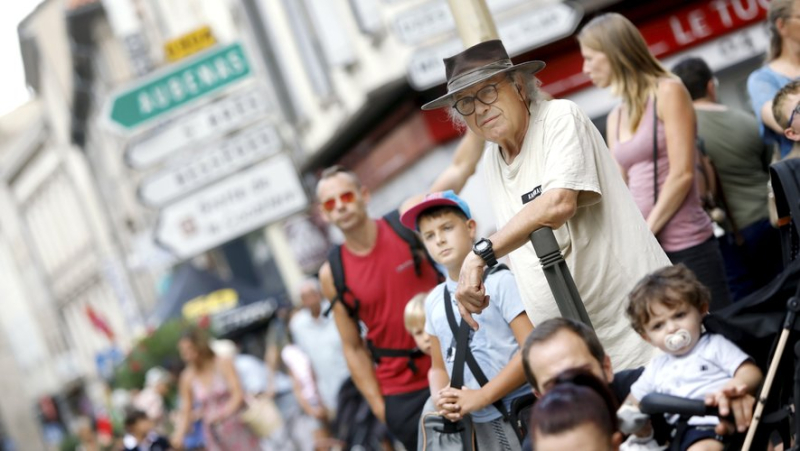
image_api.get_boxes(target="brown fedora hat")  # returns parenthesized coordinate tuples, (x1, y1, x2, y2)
(421, 39, 545, 111)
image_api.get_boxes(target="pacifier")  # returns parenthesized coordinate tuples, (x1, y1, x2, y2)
(664, 329, 692, 351)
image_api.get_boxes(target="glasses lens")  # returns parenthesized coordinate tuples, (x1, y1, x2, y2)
(476, 85, 498, 105)
(340, 191, 356, 204)
(322, 198, 336, 212)
(454, 97, 475, 116)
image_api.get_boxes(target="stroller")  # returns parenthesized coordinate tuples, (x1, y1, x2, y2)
(640, 158, 800, 450)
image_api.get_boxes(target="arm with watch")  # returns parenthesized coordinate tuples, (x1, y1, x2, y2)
(456, 188, 580, 329)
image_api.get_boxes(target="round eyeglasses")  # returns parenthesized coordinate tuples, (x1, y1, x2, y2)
(788, 103, 800, 128)
(452, 78, 512, 116)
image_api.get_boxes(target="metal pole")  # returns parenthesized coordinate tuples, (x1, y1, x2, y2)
(446, 0, 499, 46)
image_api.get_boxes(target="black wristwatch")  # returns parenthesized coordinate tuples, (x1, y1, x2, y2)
(473, 238, 498, 268)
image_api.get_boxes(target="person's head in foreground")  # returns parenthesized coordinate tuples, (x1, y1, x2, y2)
(627, 264, 709, 356)
(400, 190, 475, 278)
(421, 39, 544, 147)
(404, 292, 431, 355)
(772, 80, 800, 142)
(521, 317, 613, 396)
(529, 369, 622, 451)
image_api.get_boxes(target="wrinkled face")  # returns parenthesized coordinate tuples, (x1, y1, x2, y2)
(533, 423, 618, 451)
(456, 74, 530, 144)
(417, 212, 475, 271)
(408, 325, 432, 355)
(526, 330, 613, 395)
(178, 338, 199, 365)
(317, 173, 369, 233)
(641, 301, 706, 356)
(580, 44, 613, 89)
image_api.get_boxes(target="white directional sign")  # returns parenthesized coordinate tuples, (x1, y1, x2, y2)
(393, 0, 527, 46)
(138, 122, 282, 208)
(155, 154, 307, 260)
(125, 87, 271, 169)
(408, 2, 583, 90)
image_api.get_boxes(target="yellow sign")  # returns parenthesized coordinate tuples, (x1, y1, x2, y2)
(182, 288, 238, 320)
(164, 26, 216, 62)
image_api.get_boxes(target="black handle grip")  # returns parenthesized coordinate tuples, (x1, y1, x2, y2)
(639, 393, 719, 417)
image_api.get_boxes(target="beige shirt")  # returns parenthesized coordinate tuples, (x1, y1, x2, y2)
(482, 99, 669, 370)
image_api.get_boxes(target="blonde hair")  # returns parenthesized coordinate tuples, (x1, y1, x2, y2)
(578, 13, 670, 134)
(404, 293, 427, 331)
(768, 0, 796, 61)
(772, 80, 800, 126)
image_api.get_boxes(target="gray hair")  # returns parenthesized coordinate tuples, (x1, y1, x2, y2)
(447, 72, 543, 131)
(293, 276, 322, 303)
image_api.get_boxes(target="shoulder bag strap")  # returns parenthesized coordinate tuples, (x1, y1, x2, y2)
(444, 286, 511, 420)
(653, 96, 659, 205)
(323, 246, 360, 319)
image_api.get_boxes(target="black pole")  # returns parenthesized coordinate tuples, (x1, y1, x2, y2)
(529, 227, 593, 329)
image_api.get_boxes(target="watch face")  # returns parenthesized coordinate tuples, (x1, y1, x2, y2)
(475, 240, 489, 252)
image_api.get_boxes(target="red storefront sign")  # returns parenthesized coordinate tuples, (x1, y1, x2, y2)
(539, 0, 769, 97)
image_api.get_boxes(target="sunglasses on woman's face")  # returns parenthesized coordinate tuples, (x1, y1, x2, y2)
(789, 103, 800, 128)
(321, 191, 356, 212)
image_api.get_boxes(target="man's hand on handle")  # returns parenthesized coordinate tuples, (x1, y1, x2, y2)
(455, 252, 489, 330)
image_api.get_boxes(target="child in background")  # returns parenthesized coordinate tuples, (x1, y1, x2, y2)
(401, 190, 533, 450)
(404, 292, 432, 356)
(123, 410, 171, 451)
(623, 265, 763, 451)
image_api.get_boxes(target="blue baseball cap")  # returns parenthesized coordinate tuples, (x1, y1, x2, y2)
(400, 190, 472, 230)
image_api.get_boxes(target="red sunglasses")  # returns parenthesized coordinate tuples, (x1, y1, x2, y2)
(321, 191, 356, 212)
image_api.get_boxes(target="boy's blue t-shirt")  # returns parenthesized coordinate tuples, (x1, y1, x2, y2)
(747, 65, 794, 158)
(424, 270, 530, 423)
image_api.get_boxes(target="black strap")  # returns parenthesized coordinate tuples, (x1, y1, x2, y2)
(443, 285, 511, 420)
(652, 96, 659, 205)
(383, 209, 444, 282)
(323, 245, 360, 319)
(366, 340, 423, 374)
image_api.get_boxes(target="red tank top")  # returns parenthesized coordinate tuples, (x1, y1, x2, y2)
(340, 219, 438, 395)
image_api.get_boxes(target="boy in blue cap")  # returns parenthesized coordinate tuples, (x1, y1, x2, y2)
(401, 190, 533, 450)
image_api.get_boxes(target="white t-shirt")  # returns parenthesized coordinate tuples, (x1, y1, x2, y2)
(289, 303, 350, 411)
(482, 99, 670, 370)
(630, 334, 751, 426)
(424, 270, 529, 423)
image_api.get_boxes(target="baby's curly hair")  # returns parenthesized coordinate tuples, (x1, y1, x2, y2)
(626, 264, 710, 335)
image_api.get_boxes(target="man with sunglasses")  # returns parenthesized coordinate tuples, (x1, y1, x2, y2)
(422, 40, 670, 372)
(315, 143, 483, 450)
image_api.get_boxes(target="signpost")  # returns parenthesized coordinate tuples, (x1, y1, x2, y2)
(407, 2, 582, 90)
(125, 87, 271, 169)
(155, 154, 308, 260)
(103, 42, 252, 133)
(138, 121, 282, 208)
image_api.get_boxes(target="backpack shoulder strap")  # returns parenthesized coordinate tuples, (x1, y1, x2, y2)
(324, 245, 359, 319)
(383, 209, 443, 281)
(483, 263, 509, 281)
(443, 286, 510, 421)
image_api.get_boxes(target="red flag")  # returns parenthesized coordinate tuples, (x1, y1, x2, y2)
(85, 305, 115, 341)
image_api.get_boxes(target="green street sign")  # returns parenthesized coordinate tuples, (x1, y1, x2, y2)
(106, 42, 251, 132)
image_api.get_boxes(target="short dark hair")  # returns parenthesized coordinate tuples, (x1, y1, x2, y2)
(521, 318, 606, 390)
(530, 370, 619, 442)
(124, 409, 148, 430)
(416, 205, 469, 230)
(672, 57, 713, 101)
(626, 264, 710, 335)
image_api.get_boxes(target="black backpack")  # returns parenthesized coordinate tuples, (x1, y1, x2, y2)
(324, 209, 443, 372)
